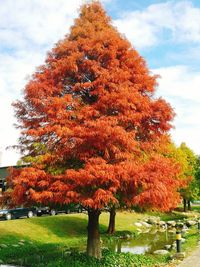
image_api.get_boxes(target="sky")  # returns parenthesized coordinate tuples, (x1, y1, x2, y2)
(0, 0, 200, 166)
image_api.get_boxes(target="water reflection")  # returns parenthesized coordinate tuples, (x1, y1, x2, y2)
(106, 228, 176, 254)
(121, 245, 149, 254)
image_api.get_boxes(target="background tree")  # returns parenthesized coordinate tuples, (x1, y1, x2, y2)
(160, 141, 199, 212)
(11, 1, 181, 258)
(178, 143, 200, 211)
(195, 155, 200, 203)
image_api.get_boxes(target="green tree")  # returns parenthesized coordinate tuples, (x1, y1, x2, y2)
(164, 141, 199, 212)
(179, 143, 199, 211)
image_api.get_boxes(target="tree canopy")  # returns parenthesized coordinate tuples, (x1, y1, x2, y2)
(10, 1, 182, 258)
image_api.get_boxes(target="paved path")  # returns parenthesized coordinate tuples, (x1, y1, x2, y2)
(177, 246, 200, 267)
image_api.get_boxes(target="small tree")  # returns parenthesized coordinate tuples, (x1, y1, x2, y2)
(178, 143, 199, 211)
(195, 155, 200, 205)
(161, 141, 200, 212)
(11, 2, 180, 258)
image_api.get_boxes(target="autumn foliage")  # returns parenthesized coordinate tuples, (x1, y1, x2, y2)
(10, 1, 182, 258)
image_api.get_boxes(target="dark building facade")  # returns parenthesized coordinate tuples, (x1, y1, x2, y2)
(0, 166, 13, 194)
(0, 166, 10, 193)
(0, 165, 24, 194)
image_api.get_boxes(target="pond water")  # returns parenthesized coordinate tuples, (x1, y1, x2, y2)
(105, 228, 178, 254)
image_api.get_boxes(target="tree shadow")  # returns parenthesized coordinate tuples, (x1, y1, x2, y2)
(26, 214, 107, 239)
(29, 214, 89, 238)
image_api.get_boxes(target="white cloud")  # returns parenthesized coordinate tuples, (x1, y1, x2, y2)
(171, 127, 200, 156)
(153, 65, 200, 154)
(114, 1, 200, 49)
(0, 52, 44, 166)
(154, 66, 200, 102)
(0, 0, 85, 48)
(0, 0, 86, 166)
(0, 0, 111, 166)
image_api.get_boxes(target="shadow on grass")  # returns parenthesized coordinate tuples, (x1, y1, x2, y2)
(27, 214, 108, 238)
(29, 215, 89, 238)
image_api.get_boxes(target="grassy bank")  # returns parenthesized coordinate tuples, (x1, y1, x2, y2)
(0, 211, 154, 246)
(0, 211, 198, 266)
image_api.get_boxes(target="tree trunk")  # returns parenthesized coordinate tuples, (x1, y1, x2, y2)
(87, 209, 101, 259)
(187, 200, 191, 211)
(183, 198, 187, 212)
(107, 206, 116, 234)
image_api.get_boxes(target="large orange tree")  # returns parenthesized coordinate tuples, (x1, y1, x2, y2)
(11, 2, 181, 258)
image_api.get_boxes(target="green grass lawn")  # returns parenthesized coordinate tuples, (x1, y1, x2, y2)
(0, 213, 109, 243)
(0, 211, 197, 266)
(0, 211, 151, 246)
(0, 213, 88, 246)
